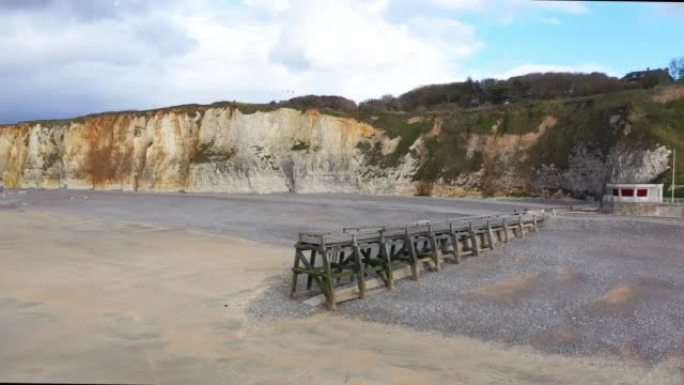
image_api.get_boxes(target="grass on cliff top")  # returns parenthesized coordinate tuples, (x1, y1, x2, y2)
(8, 101, 353, 129)
(11, 101, 277, 128)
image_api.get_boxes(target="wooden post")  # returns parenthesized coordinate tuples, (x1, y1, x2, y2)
(486, 220, 495, 250)
(307, 249, 317, 290)
(290, 248, 301, 297)
(379, 231, 394, 289)
(351, 234, 366, 299)
(518, 215, 525, 238)
(469, 222, 480, 256)
(405, 226, 419, 280)
(320, 243, 336, 310)
(502, 218, 509, 243)
(532, 214, 539, 233)
(449, 222, 461, 264)
(428, 223, 442, 272)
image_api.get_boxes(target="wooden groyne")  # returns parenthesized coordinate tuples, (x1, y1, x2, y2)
(291, 210, 546, 309)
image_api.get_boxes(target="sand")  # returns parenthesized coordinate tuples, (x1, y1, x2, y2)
(1, 207, 681, 384)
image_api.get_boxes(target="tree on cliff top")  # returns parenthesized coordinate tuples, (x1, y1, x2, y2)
(670, 56, 684, 82)
(282, 95, 357, 113)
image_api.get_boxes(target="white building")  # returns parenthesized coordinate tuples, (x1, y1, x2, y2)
(604, 183, 664, 203)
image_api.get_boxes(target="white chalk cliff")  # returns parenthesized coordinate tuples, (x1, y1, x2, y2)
(0, 102, 674, 198)
(0, 107, 420, 194)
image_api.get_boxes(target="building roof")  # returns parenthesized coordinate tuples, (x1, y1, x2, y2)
(621, 68, 672, 82)
(606, 183, 663, 188)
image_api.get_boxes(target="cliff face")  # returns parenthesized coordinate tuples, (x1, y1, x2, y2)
(0, 107, 420, 194)
(1, 86, 681, 198)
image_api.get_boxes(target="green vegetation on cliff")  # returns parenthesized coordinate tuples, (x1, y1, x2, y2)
(353, 84, 684, 197)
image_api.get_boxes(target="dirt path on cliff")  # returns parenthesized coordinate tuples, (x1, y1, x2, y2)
(0, 208, 680, 384)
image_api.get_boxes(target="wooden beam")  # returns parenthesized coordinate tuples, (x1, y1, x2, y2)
(486, 220, 495, 250)
(290, 249, 301, 297)
(428, 223, 442, 272)
(352, 235, 366, 299)
(405, 227, 420, 280)
(303, 264, 426, 307)
(502, 218, 509, 243)
(469, 222, 480, 256)
(379, 232, 394, 289)
(320, 244, 336, 310)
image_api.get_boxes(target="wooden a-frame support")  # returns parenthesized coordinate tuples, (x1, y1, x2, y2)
(291, 212, 545, 310)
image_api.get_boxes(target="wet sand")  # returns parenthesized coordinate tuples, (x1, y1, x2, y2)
(1, 208, 681, 384)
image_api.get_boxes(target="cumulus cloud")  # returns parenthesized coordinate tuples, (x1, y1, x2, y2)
(0, 0, 487, 123)
(0, 0, 601, 123)
(266, 0, 482, 99)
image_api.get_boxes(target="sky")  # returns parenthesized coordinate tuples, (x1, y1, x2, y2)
(0, 0, 683, 124)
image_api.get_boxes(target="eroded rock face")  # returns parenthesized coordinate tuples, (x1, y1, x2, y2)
(0, 108, 419, 195)
(533, 142, 671, 199)
(0, 106, 673, 198)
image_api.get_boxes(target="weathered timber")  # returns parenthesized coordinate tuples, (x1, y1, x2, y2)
(291, 210, 546, 309)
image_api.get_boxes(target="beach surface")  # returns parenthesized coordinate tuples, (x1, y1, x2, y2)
(1, 190, 682, 384)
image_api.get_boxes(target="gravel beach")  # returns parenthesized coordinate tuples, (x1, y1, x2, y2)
(338, 215, 684, 365)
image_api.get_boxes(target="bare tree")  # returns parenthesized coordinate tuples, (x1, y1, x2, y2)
(669, 56, 684, 82)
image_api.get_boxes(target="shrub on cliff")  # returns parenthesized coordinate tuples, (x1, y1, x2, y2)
(396, 72, 644, 112)
(281, 95, 357, 113)
(359, 95, 403, 113)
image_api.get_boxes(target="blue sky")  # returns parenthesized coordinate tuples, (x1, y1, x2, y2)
(458, 2, 683, 78)
(0, 0, 683, 123)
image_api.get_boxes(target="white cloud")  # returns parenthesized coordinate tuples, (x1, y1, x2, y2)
(535, 1, 586, 15)
(0, 0, 485, 122)
(541, 17, 560, 25)
(243, 0, 291, 13)
(424, 0, 586, 25)
(426, 0, 484, 11)
(265, 0, 482, 99)
(497, 63, 617, 79)
(428, 0, 587, 14)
